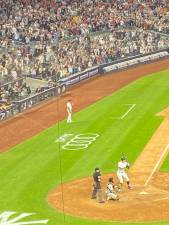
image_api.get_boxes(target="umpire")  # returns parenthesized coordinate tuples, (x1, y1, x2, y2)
(91, 167, 105, 203)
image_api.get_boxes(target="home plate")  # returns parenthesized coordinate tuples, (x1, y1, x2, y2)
(139, 191, 148, 195)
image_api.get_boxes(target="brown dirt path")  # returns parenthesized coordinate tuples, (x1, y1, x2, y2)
(48, 174, 169, 222)
(1, 59, 169, 152)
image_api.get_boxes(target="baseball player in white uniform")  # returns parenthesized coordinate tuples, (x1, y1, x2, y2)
(117, 157, 131, 192)
(66, 99, 73, 123)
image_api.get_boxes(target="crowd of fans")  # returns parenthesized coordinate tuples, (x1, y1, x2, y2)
(1, 28, 169, 83)
(0, 0, 169, 43)
(0, 81, 31, 101)
(0, 0, 169, 83)
(0, 0, 169, 120)
(0, 78, 33, 119)
(0, 99, 14, 120)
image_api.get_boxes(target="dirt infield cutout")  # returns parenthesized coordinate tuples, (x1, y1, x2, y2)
(48, 107, 169, 222)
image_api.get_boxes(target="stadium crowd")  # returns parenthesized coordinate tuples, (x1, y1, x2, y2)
(0, 0, 169, 43)
(0, 0, 169, 91)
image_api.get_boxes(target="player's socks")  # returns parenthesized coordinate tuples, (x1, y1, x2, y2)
(127, 181, 131, 189)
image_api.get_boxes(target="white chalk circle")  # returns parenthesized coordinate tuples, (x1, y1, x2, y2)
(62, 133, 99, 150)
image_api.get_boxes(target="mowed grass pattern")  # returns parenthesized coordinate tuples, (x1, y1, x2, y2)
(1, 69, 169, 225)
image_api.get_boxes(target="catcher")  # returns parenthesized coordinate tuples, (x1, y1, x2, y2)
(106, 177, 119, 201)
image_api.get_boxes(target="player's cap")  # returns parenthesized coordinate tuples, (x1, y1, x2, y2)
(95, 167, 100, 171)
(108, 177, 113, 182)
(121, 157, 126, 161)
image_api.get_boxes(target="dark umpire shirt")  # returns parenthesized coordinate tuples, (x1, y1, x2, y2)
(93, 171, 101, 189)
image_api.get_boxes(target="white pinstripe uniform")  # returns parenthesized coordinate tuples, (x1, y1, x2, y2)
(117, 160, 130, 184)
(66, 100, 72, 123)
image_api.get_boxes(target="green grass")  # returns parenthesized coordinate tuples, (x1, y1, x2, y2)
(161, 154, 169, 172)
(1, 69, 169, 225)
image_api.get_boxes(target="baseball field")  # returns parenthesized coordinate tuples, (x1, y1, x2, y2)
(1, 59, 169, 225)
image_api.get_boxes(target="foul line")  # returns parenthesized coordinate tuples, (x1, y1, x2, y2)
(120, 104, 136, 119)
(144, 143, 169, 187)
(153, 196, 169, 202)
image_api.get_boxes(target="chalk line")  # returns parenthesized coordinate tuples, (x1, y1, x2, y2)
(144, 143, 169, 187)
(120, 104, 136, 119)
